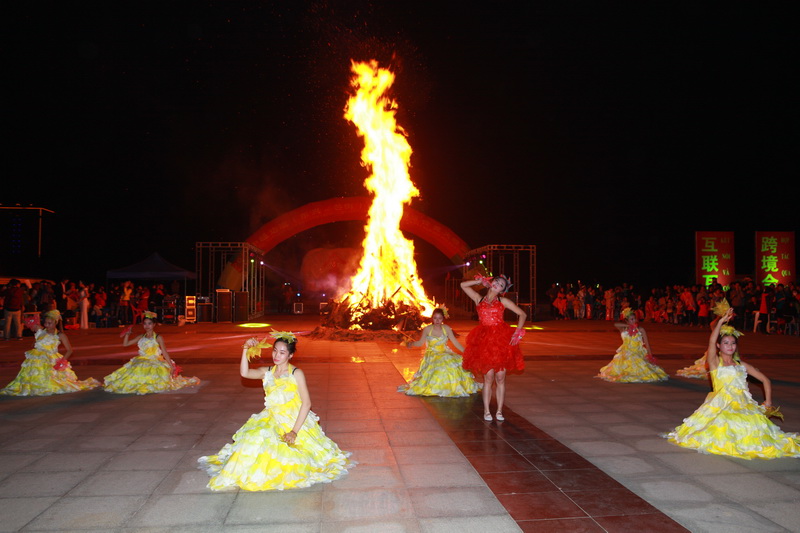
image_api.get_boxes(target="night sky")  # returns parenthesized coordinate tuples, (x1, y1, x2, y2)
(5, 3, 796, 295)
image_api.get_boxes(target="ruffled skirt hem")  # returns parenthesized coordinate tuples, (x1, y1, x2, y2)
(462, 325, 524, 375)
(198, 410, 353, 491)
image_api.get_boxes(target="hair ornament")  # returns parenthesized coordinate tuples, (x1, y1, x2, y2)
(437, 305, 449, 319)
(621, 307, 635, 320)
(143, 310, 158, 320)
(44, 309, 62, 322)
(270, 329, 297, 344)
(720, 325, 743, 339)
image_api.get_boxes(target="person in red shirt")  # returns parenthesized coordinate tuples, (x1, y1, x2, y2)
(681, 287, 698, 326)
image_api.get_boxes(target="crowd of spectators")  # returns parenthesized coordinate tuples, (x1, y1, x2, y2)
(546, 280, 800, 335)
(1, 278, 185, 338)
(6, 276, 800, 338)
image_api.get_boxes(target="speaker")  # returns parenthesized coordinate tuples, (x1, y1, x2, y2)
(196, 303, 212, 322)
(215, 289, 232, 322)
(184, 296, 196, 323)
(233, 291, 248, 322)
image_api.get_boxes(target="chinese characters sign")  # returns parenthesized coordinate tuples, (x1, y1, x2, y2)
(755, 231, 795, 286)
(695, 232, 735, 287)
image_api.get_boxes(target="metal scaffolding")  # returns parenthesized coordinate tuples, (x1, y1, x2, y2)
(446, 244, 537, 319)
(195, 242, 267, 321)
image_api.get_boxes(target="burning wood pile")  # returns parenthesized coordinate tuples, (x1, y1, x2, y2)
(322, 296, 425, 332)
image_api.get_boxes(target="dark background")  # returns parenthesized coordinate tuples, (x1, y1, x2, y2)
(3, 2, 796, 295)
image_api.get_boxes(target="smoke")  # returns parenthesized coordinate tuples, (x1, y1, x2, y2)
(245, 182, 286, 235)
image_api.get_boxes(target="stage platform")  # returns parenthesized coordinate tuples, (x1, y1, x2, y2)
(1, 316, 798, 532)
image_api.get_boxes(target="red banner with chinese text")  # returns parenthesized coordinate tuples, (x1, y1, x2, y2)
(755, 231, 795, 286)
(695, 232, 735, 287)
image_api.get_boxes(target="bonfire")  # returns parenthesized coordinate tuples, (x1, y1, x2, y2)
(316, 60, 435, 339)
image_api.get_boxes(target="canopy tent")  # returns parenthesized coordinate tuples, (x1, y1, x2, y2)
(106, 252, 196, 280)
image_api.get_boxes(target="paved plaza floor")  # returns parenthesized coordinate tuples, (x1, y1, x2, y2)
(1, 315, 799, 532)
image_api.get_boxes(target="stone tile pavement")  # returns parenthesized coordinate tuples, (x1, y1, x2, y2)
(0, 316, 798, 532)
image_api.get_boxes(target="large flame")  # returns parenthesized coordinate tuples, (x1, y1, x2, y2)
(338, 60, 434, 327)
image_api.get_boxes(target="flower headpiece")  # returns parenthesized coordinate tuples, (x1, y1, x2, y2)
(436, 305, 449, 319)
(44, 309, 62, 322)
(495, 274, 513, 294)
(621, 307, 635, 320)
(712, 298, 731, 317)
(143, 310, 157, 320)
(270, 329, 297, 344)
(720, 325, 743, 339)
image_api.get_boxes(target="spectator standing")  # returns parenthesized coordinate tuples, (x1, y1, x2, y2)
(604, 288, 616, 320)
(66, 282, 79, 315)
(152, 283, 165, 309)
(758, 286, 773, 333)
(92, 286, 108, 323)
(584, 287, 595, 319)
(2, 279, 25, 341)
(78, 282, 91, 329)
(697, 294, 710, 328)
(773, 284, 788, 319)
(681, 286, 697, 326)
(55, 278, 69, 312)
(136, 285, 151, 318)
(38, 281, 55, 312)
(119, 281, 133, 324)
(546, 283, 559, 319)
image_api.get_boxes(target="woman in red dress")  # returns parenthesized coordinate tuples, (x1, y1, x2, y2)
(460, 275, 527, 422)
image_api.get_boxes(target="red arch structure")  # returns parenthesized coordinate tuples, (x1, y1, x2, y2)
(247, 197, 470, 265)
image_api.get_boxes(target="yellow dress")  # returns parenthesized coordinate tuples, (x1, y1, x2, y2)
(398, 332, 482, 397)
(198, 365, 351, 491)
(103, 334, 200, 394)
(0, 329, 100, 396)
(597, 330, 668, 383)
(676, 352, 708, 379)
(664, 364, 800, 459)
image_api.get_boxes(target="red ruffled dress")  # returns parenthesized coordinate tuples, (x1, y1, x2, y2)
(462, 298, 525, 375)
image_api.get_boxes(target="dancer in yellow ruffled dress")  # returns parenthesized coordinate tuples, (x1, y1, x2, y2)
(104, 311, 199, 394)
(399, 307, 481, 397)
(198, 331, 352, 491)
(597, 307, 668, 383)
(664, 308, 800, 459)
(1, 310, 101, 396)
